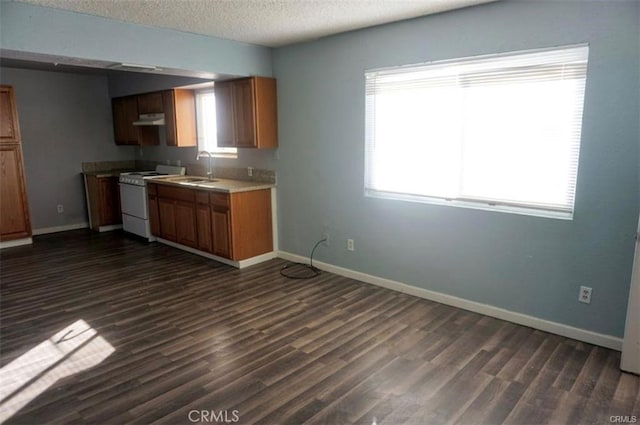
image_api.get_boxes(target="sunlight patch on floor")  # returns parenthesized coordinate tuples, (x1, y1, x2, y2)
(0, 319, 115, 423)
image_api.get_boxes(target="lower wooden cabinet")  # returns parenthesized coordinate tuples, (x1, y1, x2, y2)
(155, 185, 197, 248)
(148, 183, 272, 261)
(1, 85, 32, 243)
(85, 175, 121, 231)
(0, 144, 31, 241)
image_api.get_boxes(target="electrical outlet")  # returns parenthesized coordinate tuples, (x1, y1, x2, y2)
(57, 204, 64, 214)
(579, 286, 592, 304)
(347, 238, 355, 251)
(247, 167, 254, 177)
(322, 232, 330, 246)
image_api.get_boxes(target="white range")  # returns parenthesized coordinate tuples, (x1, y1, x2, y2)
(119, 165, 185, 241)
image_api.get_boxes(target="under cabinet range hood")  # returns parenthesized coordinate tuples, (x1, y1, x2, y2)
(133, 113, 165, 126)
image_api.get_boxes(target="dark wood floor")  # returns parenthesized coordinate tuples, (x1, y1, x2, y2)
(1, 230, 638, 425)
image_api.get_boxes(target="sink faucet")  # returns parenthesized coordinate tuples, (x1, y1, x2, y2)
(196, 150, 214, 181)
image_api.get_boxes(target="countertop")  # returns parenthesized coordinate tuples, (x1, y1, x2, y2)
(148, 176, 275, 194)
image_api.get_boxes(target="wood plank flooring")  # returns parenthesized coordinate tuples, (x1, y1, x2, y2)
(1, 229, 639, 424)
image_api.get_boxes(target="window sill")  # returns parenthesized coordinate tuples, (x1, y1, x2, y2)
(365, 190, 573, 221)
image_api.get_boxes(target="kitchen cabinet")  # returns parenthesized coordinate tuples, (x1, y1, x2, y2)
(155, 185, 197, 248)
(85, 175, 122, 231)
(148, 182, 272, 261)
(0, 145, 31, 241)
(0, 86, 20, 143)
(137, 92, 164, 114)
(215, 77, 278, 149)
(112, 96, 160, 146)
(163, 89, 197, 147)
(112, 96, 139, 145)
(0, 86, 32, 243)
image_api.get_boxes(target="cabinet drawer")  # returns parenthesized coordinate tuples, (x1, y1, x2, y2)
(147, 183, 157, 196)
(210, 192, 230, 208)
(195, 191, 209, 205)
(158, 185, 194, 202)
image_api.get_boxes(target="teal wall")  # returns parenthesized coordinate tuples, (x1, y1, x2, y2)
(272, 0, 640, 337)
(0, 1, 273, 77)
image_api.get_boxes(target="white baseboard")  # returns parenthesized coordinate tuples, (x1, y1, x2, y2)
(156, 237, 276, 269)
(0, 237, 33, 249)
(32, 222, 89, 235)
(277, 251, 623, 351)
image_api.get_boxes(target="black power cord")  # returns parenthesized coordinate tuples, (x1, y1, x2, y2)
(280, 238, 327, 279)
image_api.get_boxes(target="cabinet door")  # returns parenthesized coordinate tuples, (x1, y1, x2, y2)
(148, 194, 160, 236)
(175, 200, 197, 248)
(162, 90, 178, 146)
(163, 90, 197, 147)
(214, 81, 235, 147)
(137, 92, 164, 114)
(211, 206, 231, 258)
(158, 198, 177, 241)
(99, 177, 122, 226)
(148, 184, 160, 236)
(0, 144, 31, 240)
(232, 78, 257, 148)
(196, 202, 212, 253)
(0, 87, 20, 143)
(112, 96, 139, 145)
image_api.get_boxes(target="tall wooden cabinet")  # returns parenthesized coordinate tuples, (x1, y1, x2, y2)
(215, 77, 278, 149)
(0, 85, 32, 243)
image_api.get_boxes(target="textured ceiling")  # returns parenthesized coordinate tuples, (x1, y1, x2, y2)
(15, 0, 497, 47)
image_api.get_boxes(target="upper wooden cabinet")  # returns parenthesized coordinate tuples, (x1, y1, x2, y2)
(215, 77, 278, 149)
(162, 89, 197, 147)
(137, 92, 164, 114)
(112, 96, 139, 145)
(0, 86, 21, 143)
(112, 89, 196, 147)
(112, 95, 160, 146)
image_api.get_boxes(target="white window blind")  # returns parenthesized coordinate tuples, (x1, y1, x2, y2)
(364, 44, 589, 218)
(195, 90, 237, 156)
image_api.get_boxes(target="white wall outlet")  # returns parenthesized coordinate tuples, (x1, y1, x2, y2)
(579, 286, 592, 304)
(248, 167, 254, 177)
(57, 204, 64, 213)
(347, 238, 355, 251)
(322, 232, 330, 246)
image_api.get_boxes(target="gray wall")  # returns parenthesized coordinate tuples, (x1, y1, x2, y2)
(272, 0, 640, 337)
(0, 67, 134, 230)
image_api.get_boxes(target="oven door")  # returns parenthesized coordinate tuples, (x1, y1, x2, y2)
(119, 183, 148, 220)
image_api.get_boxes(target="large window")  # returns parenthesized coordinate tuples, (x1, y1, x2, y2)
(195, 89, 237, 157)
(364, 44, 589, 219)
